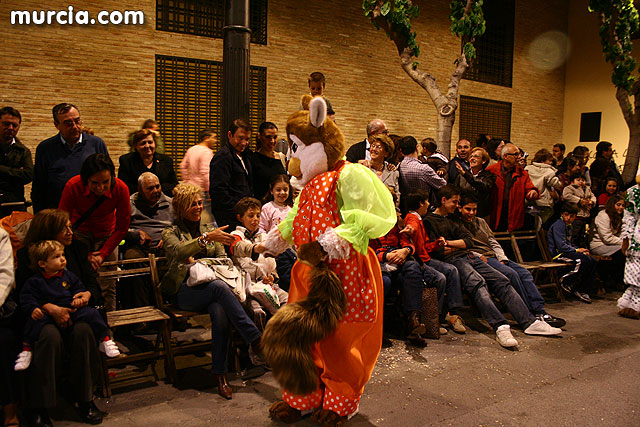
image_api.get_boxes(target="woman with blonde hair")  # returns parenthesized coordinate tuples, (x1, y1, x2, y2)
(161, 183, 263, 399)
(451, 147, 495, 218)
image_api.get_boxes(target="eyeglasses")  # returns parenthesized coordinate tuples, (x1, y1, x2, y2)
(61, 117, 82, 127)
(370, 144, 386, 151)
(503, 152, 522, 158)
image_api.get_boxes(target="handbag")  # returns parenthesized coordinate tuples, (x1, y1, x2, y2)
(246, 282, 281, 315)
(187, 258, 247, 303)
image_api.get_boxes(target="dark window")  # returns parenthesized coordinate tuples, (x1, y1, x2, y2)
(155, 55, 267, 166)
(458, 95, 512, 143)
(579, 112, 602, 142)
(156, 0, 267, 45)
(464, 0, 514, 87)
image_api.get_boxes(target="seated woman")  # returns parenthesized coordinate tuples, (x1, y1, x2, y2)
(14, 209, 105, 426)
(451, 147, 495, 218)
(160, 183, 263, 400)
(367, 134, 400, 210)
(118, 129, 178, 197)
(591, 194, 626, 290)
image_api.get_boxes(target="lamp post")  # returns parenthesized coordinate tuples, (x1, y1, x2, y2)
(222, 0, 251, 144)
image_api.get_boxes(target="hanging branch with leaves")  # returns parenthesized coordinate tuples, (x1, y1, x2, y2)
(363, 0, 485, 156)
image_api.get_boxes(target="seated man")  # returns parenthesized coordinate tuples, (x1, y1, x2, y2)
(121, 172, 174, 308)
(456, 193, 565, 328)
(547, 202, 597, 303)
(423, 185, 561, 348)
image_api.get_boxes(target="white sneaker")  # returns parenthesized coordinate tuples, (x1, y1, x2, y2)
(496, 325, 518, 348)
(524, 319, 562, 336)
(15, 350, 32, 371)
(99, 339, 121, 357)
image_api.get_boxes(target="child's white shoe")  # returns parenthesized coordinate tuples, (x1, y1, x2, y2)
(14, 350, 32, 371)
(99, 339, 121, 357)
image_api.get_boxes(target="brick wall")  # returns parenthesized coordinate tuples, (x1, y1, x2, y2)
(1, 0, 568, 198)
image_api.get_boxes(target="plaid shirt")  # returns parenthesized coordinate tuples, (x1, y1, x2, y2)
(398, 156, 447, 198)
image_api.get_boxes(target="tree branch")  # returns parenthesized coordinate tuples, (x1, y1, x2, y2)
(616, 85, 634, 125)
(371, 3, 408, 55)
(399, 48, 448, 112)
(446, 53, 468, 101)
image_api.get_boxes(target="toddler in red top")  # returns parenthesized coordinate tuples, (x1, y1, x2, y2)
(15, 240, 119, 371)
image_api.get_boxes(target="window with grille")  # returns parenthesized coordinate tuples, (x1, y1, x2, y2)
(458, 96, 512, 143)
(464, 0, 514, 87)
(156, 0, 268, 45)
(155, 54, 267, 167)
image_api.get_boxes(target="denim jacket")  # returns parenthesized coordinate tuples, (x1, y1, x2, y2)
(160, 220, 226, 296)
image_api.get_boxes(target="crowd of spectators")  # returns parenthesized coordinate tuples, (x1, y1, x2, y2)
(0, 91, 638, 426)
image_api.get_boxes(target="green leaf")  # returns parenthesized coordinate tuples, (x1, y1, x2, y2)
(381, 1, 391, 16)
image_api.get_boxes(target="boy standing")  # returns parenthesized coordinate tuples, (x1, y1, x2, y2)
(547, 202, 597, 303)
(16, 240, 119, 371)
(424, 185, 561, 348)
(229, 197, 288, 329)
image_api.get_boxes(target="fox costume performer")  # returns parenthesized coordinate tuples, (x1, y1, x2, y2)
(261, 96, 395, 425)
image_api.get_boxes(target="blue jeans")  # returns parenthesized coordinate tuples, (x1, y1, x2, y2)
(176, 280, 261, 374)
(424, 258, 463, 312)
(382, 260, 425, 313)
(486, 258, 546, 315)
(558, 251, 597, 294)
(451, 255, 535, 330)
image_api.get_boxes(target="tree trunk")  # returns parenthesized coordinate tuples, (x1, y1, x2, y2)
(437, 113, 456, 158)
(622, 128, 640, 185)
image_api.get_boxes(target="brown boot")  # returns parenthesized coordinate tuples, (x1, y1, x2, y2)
(407, 311, 426, 336)
(213, 373, 232, 399)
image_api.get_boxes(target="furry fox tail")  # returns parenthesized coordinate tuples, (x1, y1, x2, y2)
(262, 263, 347, 396)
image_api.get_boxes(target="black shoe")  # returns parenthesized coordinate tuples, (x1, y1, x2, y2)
(573, 291, 592, 304)
(539, 313, 566, 328)
(76, 401, 104, 425)
(407, 333, 427, 348)
(381, 336, 393, 348)
(26, 408, 53, 427)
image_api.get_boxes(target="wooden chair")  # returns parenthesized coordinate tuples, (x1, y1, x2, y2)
(97, 255, 176, 397)
(493, 228, 571, 302)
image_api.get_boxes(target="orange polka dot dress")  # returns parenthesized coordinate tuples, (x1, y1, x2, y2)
(277, 161, 396, 417)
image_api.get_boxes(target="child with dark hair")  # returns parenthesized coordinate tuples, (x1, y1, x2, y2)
(15, 240, 119, 371)
(547, 202, 597, 303)
(597, 177, 619, 210)
(562, 172, 596, 247)
(229, 197, 288, 330)
(403, 190, 464, 334)
(307, 71, 335, 119)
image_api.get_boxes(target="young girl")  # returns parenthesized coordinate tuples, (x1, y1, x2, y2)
(598, 177, 619, 210)
(259, 174, 293, 234)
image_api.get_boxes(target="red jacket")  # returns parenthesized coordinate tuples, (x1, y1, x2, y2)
(486, 161, 539, 232)
(370, 224, 414, 263)
(404, 212, 440, 263)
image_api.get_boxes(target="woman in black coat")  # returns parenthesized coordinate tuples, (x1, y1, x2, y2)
(15, 209, 105, 425)
(118, 129, 178, 197)
(250, 122, 286, 200)
(452, 147, 496, 218)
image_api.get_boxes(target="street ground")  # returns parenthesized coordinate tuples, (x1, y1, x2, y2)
(49, 292, 640, 426)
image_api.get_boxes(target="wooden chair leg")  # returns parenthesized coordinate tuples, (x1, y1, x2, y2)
(100, 353, 112, 398)
(159, 319, 177, 385)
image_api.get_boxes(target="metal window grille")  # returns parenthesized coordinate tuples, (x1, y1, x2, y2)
(458, 95, 512, 142)
(156, 0, 268, 45)
(155, 55, 267, 167)
(464, 0, 514, 87)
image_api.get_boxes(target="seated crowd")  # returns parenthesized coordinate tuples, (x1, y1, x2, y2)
(0, 94, 638, 427)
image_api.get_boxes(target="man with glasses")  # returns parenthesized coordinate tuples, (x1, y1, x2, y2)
(486, 143, 539, 232)
(120, 172, 174, 309)
(32, 103, 108, 212)
(346, 119, 389, 163)
(0, 106, 33, 217)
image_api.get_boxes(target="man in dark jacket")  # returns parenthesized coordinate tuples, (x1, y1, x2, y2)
(346, 119, 388, 163)
(32, 103, 108, 212)
(0, 106, 33, 217)
(210, 119, 253, 229)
